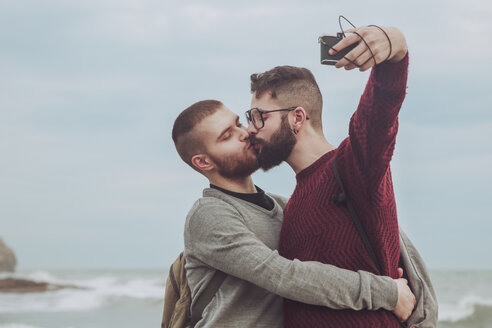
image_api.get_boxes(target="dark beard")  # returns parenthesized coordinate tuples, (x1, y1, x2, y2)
(209, 152, 259, 179)
(250, 115, 296, 171)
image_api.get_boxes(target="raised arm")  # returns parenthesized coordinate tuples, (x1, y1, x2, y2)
(186, 198, 412, 312)
(331, 26, 409, 194)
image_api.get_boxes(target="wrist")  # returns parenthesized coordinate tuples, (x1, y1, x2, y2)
(383, 27, 407, 63)
(390, 279, 399, 310)
(390, 47, 408, 63)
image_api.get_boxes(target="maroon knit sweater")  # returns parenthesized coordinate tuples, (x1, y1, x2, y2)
(279, 55, 409, 328)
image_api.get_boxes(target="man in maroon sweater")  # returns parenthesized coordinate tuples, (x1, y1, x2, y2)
(246, 26, 414, 327)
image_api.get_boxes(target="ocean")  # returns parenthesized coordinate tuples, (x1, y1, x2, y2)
(0, 269, 491, 328)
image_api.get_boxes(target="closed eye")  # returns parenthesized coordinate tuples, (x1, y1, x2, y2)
(222, 132, 232, 140)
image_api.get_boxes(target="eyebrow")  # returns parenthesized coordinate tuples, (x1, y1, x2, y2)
(217, 115, 240, 141)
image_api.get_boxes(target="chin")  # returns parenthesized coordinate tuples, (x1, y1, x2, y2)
(257, 153, 284, 171)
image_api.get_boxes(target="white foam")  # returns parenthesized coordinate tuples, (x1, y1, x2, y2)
(23, 271, 59, 283)
(0, 270, 165, 313)
(0, 324, 43, 328)
(0, 290, 103, 313)
(94, 277, 164, 299)
(439, 294, 492, 322)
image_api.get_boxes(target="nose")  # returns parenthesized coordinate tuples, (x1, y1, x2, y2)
(247, 121, 258, 135)
(239, 125, 250, 141)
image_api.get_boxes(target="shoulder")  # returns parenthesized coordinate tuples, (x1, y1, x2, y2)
(185, 196, 242, 231)
(334, 139, 361, 173)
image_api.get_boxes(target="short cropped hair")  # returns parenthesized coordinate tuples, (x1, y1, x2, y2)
(250, 66, 323, 130)
(172, 100, 223, 171)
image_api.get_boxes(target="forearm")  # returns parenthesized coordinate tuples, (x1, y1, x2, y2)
(271, 256, 399, 311)
(351, 52, 408, 137)
(348, 53, 408, 189)
(195, 241, 398, 310)
(372, 52, 409, 118)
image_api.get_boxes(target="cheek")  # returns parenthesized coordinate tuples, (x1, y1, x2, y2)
(261, 118, 283, 137)
(257, 128, 274, 141)
(219, 140, 245, 154)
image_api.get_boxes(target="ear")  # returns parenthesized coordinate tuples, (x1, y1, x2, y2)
(191, 154, 215, 173)
(291, 107, 308, 130)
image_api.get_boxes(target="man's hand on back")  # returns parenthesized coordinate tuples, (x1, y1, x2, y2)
(329, 26, 408, 71)
(393, 269, 416, 322)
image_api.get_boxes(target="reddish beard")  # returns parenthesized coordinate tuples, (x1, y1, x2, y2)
(209, 151, 259, 179)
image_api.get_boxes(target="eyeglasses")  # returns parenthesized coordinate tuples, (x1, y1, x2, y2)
(245, 107, 297, 130)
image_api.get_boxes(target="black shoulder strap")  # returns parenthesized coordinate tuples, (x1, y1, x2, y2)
(333, 159, 409, 328)
(190, 270, 226, 325)
(332, 157, 383, 274)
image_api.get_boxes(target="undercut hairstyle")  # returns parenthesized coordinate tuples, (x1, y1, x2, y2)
(250, 66, 323, 130)
(172, 100, 223, 172)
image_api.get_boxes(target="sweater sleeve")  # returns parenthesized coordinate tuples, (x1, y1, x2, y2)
(348, 54, 409, 194)
(186, 198, 398, 311)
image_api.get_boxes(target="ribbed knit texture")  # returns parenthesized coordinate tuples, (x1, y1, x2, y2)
(279, 54, 409, 328)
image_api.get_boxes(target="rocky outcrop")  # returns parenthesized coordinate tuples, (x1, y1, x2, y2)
(0, 278, 84, 293)
(0, 238, 16, 272)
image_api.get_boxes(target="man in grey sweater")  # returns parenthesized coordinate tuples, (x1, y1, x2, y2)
(171, 100, 435, 327)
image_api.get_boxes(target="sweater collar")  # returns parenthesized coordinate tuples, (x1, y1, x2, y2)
(202, 187, 279, 215)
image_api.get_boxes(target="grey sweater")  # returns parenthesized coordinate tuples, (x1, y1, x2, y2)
(184, 188, 402, 328)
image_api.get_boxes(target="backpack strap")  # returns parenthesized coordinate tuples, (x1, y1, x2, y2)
(331, 157, 383, 274)
(190, 270, 227, 325)
(332, 158, 408, 327)
(168, 265, 180, 297)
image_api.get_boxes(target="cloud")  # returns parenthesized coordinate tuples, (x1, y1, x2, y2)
(392, 121, 492, 193)
(86, 12, 169, 45)
(68, 3, 170, 45)
(0, 0, 172, 45)
(408, 0, 492, 72)
(401, 121, 492, 154)
(178, 3, 296, 29)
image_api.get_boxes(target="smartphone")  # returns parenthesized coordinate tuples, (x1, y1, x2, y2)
(319, 33, 358, 65)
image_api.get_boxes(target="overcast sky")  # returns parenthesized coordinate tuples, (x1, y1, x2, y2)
(1, 0, 491, 270)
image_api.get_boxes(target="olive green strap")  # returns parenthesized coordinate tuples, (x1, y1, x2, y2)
(190, 270, 226, 325)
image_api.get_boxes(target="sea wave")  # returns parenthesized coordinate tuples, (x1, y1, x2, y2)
(0, 324, 75, 328)
(0, 270, 165, 313)
(439, 294, 492, 323)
